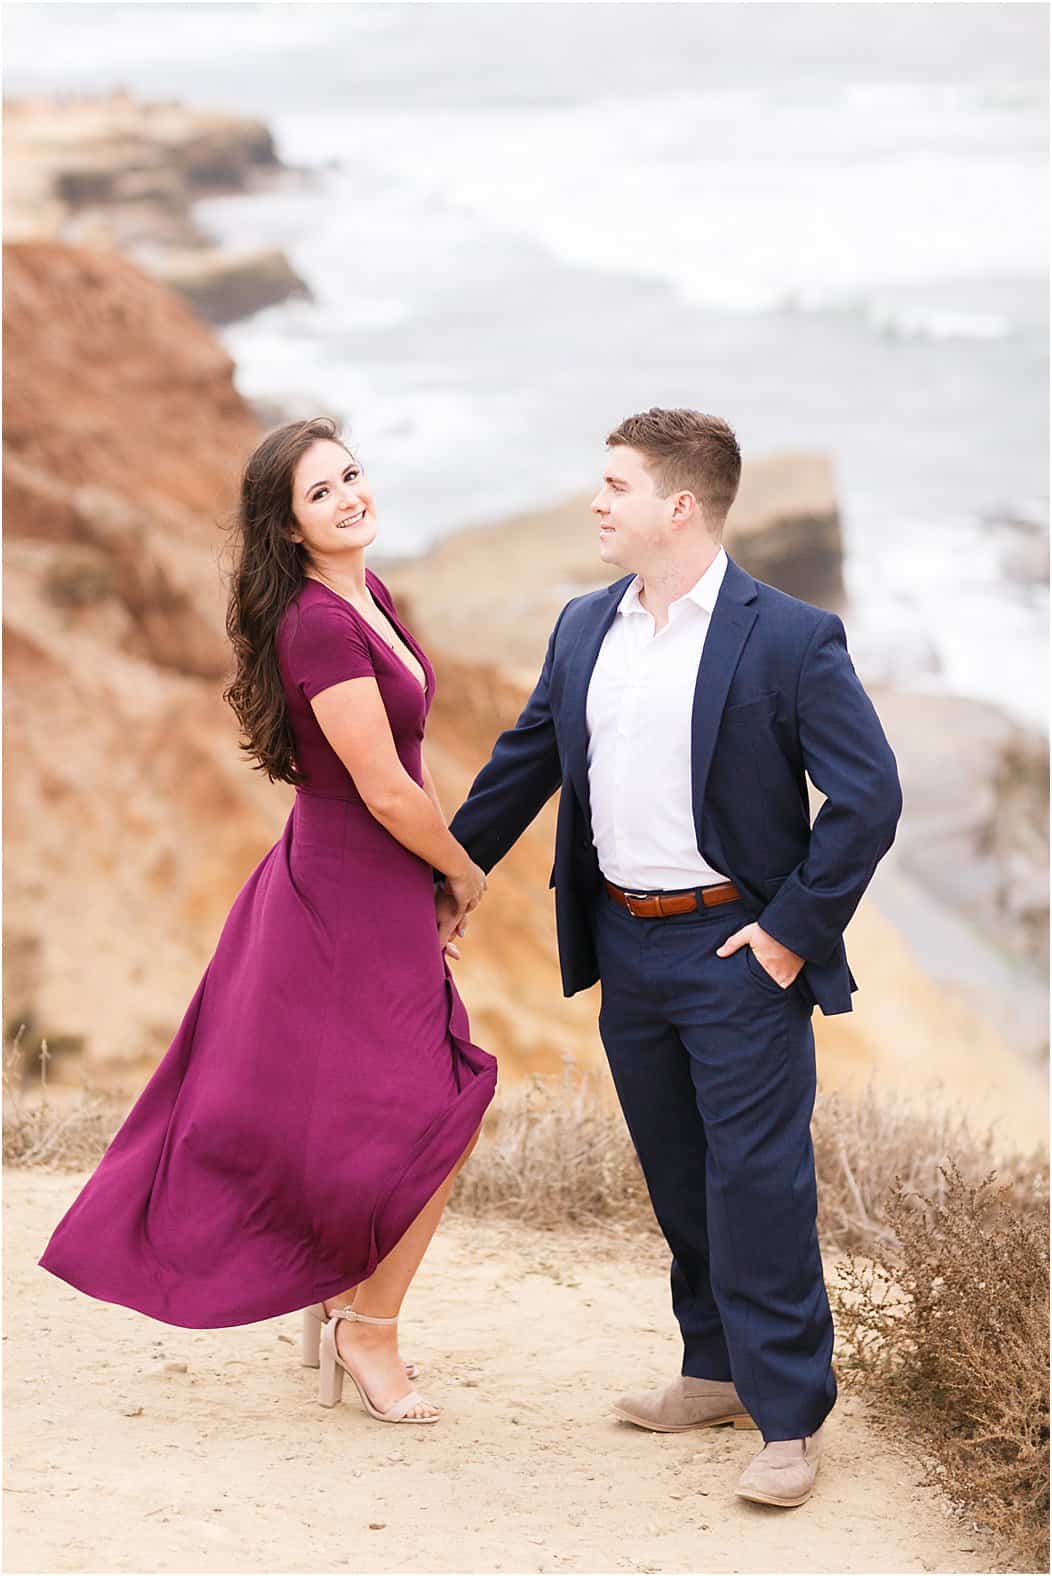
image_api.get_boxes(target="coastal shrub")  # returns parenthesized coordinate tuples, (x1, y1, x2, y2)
(834, 1163, 1049, 1573)
(43, 549, 115, 608)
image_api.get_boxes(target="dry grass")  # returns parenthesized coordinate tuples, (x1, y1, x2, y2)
(6, 1033, 1048, 1567)
(835, 1165, 1049, 1573)
(3, 1028, 128, 1170)
(449, 1061, 652, 1230)
(449, 1067, 1046, 1255)
(811, 1084, 1047, 1255)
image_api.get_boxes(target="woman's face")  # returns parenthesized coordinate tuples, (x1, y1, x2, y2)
(289, 439, 377, 562)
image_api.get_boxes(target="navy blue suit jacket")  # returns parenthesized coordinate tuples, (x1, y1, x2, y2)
(448, 555, 903, 1016)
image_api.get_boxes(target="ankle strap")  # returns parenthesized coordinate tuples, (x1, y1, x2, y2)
(328, 1305, 397, 1327)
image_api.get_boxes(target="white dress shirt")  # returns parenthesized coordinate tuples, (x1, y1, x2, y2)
(585, 546, 731, 892)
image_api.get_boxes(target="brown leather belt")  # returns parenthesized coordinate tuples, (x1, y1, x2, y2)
(603, 878, 742, 919)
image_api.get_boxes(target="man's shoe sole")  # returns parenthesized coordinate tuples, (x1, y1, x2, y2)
(613, 1406, 759, 1433)
(736, 1485, 813, 1507)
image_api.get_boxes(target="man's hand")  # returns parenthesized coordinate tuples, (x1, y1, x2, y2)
(716, 922, 804, 989)
(435, 884, 468, 959)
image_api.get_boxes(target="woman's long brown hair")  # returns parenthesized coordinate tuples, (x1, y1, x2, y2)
(222, 416, 350, 784)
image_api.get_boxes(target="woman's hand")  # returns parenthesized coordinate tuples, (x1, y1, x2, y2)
(436, 885, 467, 953)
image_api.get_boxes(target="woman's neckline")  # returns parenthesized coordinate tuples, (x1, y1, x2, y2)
(302, 573, 428, 697)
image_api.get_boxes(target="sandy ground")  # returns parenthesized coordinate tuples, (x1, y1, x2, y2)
(5, 1173, 1005, 1576)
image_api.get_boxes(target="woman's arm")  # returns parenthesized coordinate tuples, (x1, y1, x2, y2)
(310, 678, 484, 909)
(419, 752, 446, 822)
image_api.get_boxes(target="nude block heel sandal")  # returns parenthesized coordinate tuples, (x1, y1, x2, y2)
(302, 1303, 329, 1367)
(318, 1307, 440, 1423)
(302, 1302, 418, 1379)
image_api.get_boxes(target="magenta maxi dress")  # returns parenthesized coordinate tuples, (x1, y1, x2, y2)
(39, 570, 497, 1328)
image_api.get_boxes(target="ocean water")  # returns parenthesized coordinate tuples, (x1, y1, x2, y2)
(5, 2, 1048, 727)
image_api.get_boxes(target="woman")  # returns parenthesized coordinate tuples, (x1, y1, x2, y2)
(38, 417, 496, 1425)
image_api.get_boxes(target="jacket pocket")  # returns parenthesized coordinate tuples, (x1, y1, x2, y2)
(723, 688, 779, 716)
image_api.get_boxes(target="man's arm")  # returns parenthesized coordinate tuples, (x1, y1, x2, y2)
(446, 603, 571, 873)
(756, 612, 903, 965)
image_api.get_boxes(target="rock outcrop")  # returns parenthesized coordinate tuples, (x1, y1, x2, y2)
(3, 91, 309, 323)
(723, 451, 844, 604)
(867, 687, 1049, 971)
(149, 245, 309, 324)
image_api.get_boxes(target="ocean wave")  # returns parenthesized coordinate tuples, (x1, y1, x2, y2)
(777, 288, 1016, 341)
(326, 85, 1045, 320)
(867, 305, 1014, 342)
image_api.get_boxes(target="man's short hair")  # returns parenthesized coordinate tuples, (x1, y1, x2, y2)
(607, 408, 742, 526)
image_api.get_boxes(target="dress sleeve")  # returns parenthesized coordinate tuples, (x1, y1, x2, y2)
(287, 603, 375, 701)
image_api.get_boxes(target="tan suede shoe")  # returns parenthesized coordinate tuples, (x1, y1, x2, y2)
(735, 1426, 824, 1506)
(613, 1375, 758, 1433)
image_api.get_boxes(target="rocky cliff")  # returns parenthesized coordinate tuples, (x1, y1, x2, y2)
(3, 92, 308, 322)
(4, 240, 271, 1076)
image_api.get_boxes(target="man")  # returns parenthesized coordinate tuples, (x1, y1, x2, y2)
(440, 408, 902, 1507)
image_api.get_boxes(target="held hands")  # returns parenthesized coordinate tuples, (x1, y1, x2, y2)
(435, 884, 466, 958)
(447, 859, 486, 917)
(716, 922, 805, 989)
(436, 858, 487, 961)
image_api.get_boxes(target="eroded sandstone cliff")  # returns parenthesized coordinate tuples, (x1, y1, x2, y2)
(5, 240, 271, 1075)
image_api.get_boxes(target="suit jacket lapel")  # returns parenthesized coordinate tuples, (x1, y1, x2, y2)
(690, 556, 758, 847)
(561, 577, 629, 820)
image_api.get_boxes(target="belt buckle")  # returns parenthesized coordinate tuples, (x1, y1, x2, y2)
(623, 890, 651, 918)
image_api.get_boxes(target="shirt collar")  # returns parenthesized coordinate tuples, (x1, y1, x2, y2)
(617, 545, 729, 621)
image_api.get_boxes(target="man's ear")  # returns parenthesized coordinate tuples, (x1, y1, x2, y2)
(670, 490, 697, 526)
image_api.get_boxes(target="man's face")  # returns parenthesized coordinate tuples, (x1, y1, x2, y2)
(590, 445, 672, 572)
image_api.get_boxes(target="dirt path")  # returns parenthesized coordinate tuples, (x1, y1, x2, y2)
(6, 1172, 1002, 1575)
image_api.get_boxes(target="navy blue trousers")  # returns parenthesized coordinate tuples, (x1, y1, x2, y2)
(594, 891, 837, 1442)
